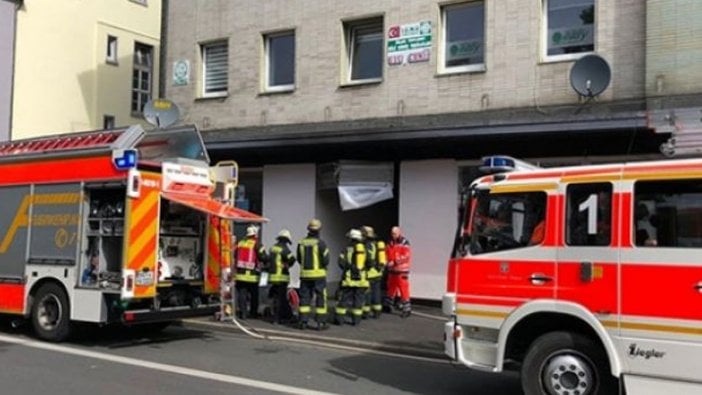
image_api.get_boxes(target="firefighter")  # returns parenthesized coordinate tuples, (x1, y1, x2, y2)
(296, 219, 330, 330)
(266, 229, 295, 324)
(384, 226, 412, 317)
(362, 225, 386, 319)
(234, 224, 267, 320)
(334, 229, 368, 326)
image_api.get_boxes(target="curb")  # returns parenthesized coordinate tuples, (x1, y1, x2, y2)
(182, 318, 447, 360)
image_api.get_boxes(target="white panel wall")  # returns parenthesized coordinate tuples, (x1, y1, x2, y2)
(399, 160, 457, 300)
(262, 164, 316, 287)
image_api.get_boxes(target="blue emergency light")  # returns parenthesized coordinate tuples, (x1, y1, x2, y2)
(112, 149, 138, 170)
(479, 155, 540, 174)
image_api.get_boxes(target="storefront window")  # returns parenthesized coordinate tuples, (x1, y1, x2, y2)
(441, 2, 485, 72)
(545, 0, 595, 58)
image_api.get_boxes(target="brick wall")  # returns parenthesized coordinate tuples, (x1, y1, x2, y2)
(166, 0, 647, 131)
(646, 0, 702, 97)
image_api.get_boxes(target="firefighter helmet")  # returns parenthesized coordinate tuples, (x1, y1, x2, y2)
(307, 218, 322, 231)
(361, 225, 376, 239)
(348, 229, 363, 241)
(277, 229, 292, 241)
(246, 225, 259, 237)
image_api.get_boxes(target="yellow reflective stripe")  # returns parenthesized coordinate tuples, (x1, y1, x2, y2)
(236, 269, 259, 283)
(269, 275, 290, 283)
(300, 269, 326, 278)
(490, 182, 558, 193)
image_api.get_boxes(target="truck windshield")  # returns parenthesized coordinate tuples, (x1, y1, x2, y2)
(468, 190, 547, 255)
(136, 126, 209, 164)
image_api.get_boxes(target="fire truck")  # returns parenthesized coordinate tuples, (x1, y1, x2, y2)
(0, 124, 265, 342)
(444, 156, 702, 395)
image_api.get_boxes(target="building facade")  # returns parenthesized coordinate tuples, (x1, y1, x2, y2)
(10, 0, 162, 139)
(0, 0, 18, 141)
(164, 0, 701, 300)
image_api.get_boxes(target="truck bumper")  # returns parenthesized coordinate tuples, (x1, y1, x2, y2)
(122, 303, 219, 324)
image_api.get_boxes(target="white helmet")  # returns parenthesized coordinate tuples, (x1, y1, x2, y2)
(246, 225, 259, 237)
(348, 229, 362, 241)
(277, 229, 292, 240)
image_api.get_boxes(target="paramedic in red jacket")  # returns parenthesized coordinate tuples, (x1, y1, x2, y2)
(384, 226, 412, 317)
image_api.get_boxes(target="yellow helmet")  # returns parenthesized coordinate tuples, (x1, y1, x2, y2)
(307, 218, 322, 231)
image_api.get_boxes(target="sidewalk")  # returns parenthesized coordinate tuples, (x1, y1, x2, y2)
(182, 304, 448, 360)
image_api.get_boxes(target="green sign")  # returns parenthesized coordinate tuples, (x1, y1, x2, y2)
(548, 26, 593, 49)
(446, 40, 483, 62)
(387, 21, 432, 65)
(388, 36, 432, 53)
(172, 60, 190, 86)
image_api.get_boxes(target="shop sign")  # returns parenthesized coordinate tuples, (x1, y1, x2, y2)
(548, 25, 594, 49)
(387, 21, 432, 66)
(172, 60, 190, 86)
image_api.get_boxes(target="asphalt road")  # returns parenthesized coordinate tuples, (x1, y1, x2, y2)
(0, 321, 521, 395)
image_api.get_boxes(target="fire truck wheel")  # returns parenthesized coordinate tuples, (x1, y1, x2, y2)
(31, 283, 73, 342)
(521, 331, 617, 395)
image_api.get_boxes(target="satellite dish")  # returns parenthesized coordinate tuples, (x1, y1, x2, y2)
(569, 54, 611, 97)
(143, 99, 180, 128)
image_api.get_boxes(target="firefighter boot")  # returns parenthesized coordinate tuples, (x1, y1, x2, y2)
(297, 320, 308, 330)
(352, 315, 362, 326)
(400, 302, 412, 318)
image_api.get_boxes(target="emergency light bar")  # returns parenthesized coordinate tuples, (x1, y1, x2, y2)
(112, 149, 138, 170)
(479, 155, 540, 174)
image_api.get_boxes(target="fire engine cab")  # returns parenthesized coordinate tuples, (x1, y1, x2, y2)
(444, 155, 702, 395)
(0, 124, 265, 341)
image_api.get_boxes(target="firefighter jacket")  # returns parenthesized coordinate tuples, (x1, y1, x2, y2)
(267, 241, 295, 284)
(235, 236, 267, 283)
(339, 241, 369, 288)
(296, 234, 330, 280)
(387, 236, 411, 273)
(366, 239, 387, 280)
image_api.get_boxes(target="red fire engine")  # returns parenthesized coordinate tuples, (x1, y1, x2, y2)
(0, 125, 264, 341)
(444, 155, 702, 395)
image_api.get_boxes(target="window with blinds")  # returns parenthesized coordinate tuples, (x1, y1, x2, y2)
(201, 41, 229, 96)
(345, 18, 384, 82)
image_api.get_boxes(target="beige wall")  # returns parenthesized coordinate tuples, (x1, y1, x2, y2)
(646, 0, 702, 97)
(12, 0, 161, 139)
(166, 0, 646, 132)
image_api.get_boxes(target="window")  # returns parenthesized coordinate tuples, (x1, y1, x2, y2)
(441, 2, 485, 73)
(131, 42, 153, 114)
(634, 180, 702, 248)
(263, 31, 295, 92)
(566, 183, 611, 246)
(544, 0, 595, 59)
(106, 35, 118, 64)
(344, 18, 383, 83)
(103, 115, 115, 129)
(201, 41, 228, 97)
(468, 190, 547, 254)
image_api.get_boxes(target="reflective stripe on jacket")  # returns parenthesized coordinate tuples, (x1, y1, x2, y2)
(297, 236, 329, 279)
(367, 240, 387, 280)
(388, 237, 411, 273)
(235, 237, 267, 283)
(268, 242, 294, 283)
(339, 241, 368, 288)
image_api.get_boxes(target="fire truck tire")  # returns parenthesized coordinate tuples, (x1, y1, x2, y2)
(31, 283, 73, 342)
(521, 331, 617, 395)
